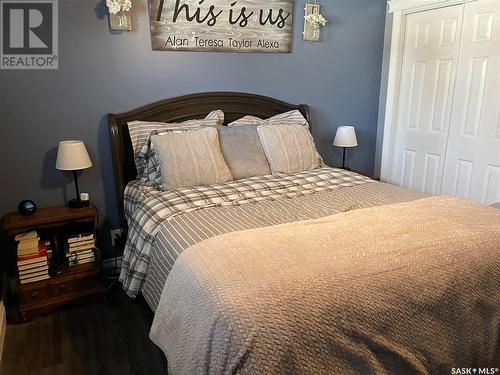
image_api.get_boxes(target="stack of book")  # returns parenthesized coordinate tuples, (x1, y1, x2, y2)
(16, 231, 50, 284)
(66, 233, 95, 266)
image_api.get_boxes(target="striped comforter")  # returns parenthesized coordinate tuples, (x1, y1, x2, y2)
(120, 167, 426, 306)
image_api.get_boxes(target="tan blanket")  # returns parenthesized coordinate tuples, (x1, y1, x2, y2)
(150, 196, 500, 374)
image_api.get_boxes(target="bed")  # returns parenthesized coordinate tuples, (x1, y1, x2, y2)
(109, 92, 500, 374)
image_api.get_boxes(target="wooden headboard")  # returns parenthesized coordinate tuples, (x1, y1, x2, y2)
(108, 92, 311, 227)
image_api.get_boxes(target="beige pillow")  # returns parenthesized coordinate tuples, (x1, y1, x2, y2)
(151, 127, 233, 191)
(257, 124, 323, 174)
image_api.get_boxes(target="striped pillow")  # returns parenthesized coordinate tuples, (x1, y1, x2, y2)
(205, 110, 225, 124)
(228, 110, 309, 129)
(227, 115, 262, 126)
(128, 110, 224, 176)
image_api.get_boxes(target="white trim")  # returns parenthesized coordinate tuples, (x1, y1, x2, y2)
(374, 12, 394, 178)
(388, 0, 476, 13)
(380, 10, 407, 182)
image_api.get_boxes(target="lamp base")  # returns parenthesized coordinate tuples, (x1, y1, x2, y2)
(68, 199, 89, 209)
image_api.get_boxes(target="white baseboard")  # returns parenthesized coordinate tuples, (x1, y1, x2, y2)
(0, 300, 6, 366)
(103, 256, 122, 270)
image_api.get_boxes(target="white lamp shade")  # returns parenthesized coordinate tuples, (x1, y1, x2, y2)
(333, 126, 358, 148)
(56, 140, 92, 171)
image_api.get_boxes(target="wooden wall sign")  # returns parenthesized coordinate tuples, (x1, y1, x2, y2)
(149, 0, 294, 53)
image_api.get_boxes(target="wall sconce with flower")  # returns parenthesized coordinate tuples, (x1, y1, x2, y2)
(303, 1, 328, 41)
(106, 0, 133, 31)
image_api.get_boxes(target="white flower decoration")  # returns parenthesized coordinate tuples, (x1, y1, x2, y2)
(121, 0, 132, 12)
(305, 13, 328, 29)
(106, 0, 132, 15)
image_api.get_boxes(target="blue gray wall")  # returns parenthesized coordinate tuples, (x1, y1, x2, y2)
(0, 0, 387, 256)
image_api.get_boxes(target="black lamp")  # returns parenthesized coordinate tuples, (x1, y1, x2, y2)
(56, 140, 92, 208)
(333, 126, 358, 170)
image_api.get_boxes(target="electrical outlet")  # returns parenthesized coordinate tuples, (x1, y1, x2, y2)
(111, 228, 124, 247)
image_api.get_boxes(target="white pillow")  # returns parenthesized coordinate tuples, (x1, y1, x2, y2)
(151, 127, 233, 191)
(228, 110, 309, 129)
(128, 110, 224, 175)
(257, 124, 323, 174)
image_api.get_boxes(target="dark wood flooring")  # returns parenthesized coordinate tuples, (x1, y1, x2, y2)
(0, 287, 167, 375)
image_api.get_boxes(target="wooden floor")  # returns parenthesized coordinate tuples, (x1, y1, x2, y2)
(0, 287, 167, 375)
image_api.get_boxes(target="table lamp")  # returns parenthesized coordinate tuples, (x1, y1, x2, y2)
(333, 126, 358, 169)
(56, 140, 92, 208)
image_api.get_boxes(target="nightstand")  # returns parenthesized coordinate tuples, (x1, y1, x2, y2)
(3, 206, 106, 322)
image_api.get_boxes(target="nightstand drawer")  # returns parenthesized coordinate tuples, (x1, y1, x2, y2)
(50, 278, 75, 297)
(19, 285, 50, 304)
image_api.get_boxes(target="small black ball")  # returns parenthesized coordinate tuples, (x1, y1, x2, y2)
(18, 200, 37, 216)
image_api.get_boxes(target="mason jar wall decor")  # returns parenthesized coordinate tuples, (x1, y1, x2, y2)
(303, 1, 328, 41)
(106, 0, 132, 31)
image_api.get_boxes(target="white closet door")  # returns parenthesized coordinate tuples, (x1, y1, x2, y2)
(441, 0, 500, 204)
(392, 6, 464, 194)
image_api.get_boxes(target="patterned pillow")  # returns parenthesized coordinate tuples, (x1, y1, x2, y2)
(138, 143, 164, 188)
(228, 110, 309, 129)
(150, 127, 233, 191)
(256, 124, 323, 174)
(128, 110, 224, 176)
